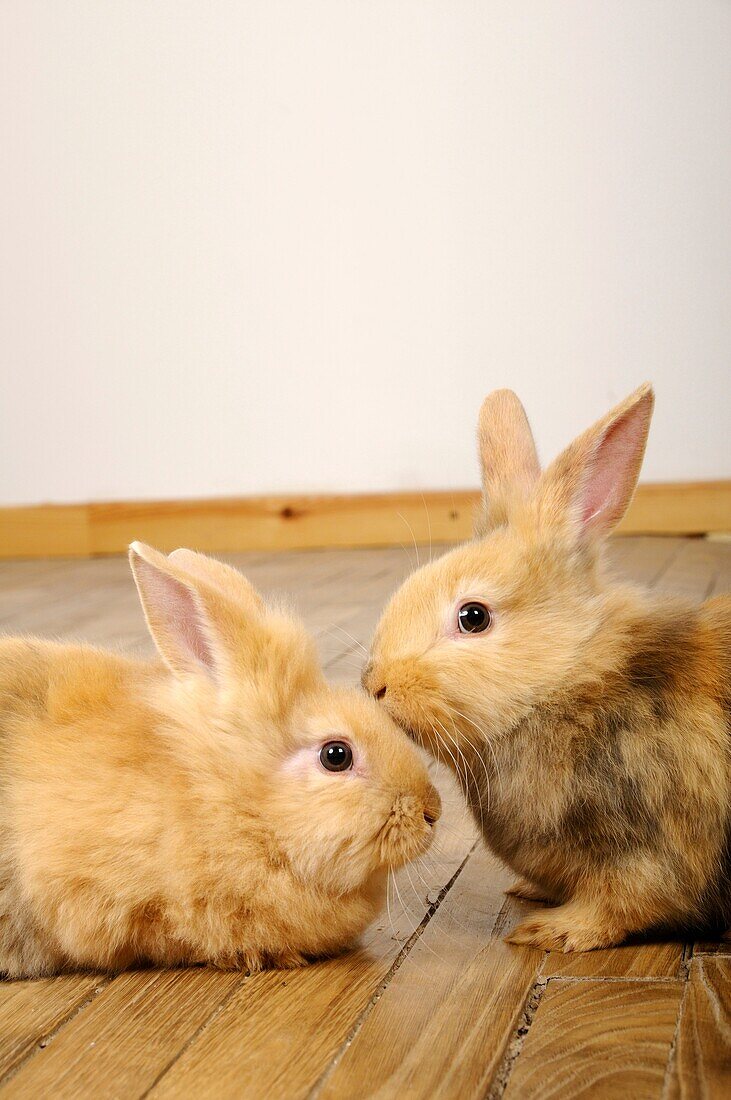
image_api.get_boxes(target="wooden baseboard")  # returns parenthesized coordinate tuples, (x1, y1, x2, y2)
(1, 482, 729, 559)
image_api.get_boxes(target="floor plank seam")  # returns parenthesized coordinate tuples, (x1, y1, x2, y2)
(541, 973, 687, 985)
(490, 895, 519, 940)
(680, 941, 694, 978)
(0, 976, 112, 1088)
(137, 973, 248, 1099)
(485, 975, 549, 1100)
(660, 956, 692, 1099)
(306, 841, 479, 1099)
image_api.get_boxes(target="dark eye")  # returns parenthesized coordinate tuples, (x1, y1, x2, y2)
(319, 741, 353, 772)
(457, 602, 492, 634)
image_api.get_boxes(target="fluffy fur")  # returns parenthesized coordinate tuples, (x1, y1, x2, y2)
(0, 545, 439, 977)
(364, 385, 731, 951)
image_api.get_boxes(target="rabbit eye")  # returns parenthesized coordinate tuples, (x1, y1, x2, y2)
(457, 602, 492, 634)
(319, 741, 353, 772)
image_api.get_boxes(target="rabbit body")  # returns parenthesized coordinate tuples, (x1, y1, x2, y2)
(468, 588, 731, 950)
(0, 547, 439, 978)
(365, 386, 731, 950)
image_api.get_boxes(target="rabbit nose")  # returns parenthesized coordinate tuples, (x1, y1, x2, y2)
(362, 662, 387, 699)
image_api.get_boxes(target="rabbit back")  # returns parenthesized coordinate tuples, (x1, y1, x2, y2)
(0, 638, 174, 975)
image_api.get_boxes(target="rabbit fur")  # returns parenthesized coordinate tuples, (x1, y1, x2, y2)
(0, 544, 440, 977)
(364, 385, 731, 951)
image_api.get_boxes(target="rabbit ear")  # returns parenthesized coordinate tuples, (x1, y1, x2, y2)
(167, 548, 265, 614)
(477, 390, 540, 529)
(537, 383, 654, 541)
(129, 542, 227, 680)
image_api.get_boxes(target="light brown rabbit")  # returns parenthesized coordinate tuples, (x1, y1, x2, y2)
(0, 543, 440, 978)
(364, 385, 731, 951)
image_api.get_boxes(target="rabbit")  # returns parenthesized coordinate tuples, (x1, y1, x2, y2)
(0, 543, 440, 978)
(363, 384, 731, 952)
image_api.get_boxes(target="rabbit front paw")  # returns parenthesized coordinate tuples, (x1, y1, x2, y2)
(506, 904, 623, 953)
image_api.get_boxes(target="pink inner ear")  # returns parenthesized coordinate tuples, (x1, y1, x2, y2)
(581, 405, 648, 529)
(136, 558, 216, 674)
(169, 577, 217, 671)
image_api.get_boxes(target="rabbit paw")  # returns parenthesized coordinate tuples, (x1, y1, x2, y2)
(507, 905, 622, 953)
(504, 877, 553, 903)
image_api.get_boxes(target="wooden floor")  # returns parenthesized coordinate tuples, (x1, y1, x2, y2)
(0, 536, 730, 1098)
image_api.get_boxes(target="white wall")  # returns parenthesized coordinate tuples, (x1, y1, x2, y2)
(1, 1, 729, 507)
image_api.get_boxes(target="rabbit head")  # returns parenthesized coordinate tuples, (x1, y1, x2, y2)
(363, 385, 655, 760)
(130, 544, 440, 902)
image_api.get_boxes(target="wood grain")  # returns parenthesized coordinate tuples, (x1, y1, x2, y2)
(541, 939, 685, 981)
(654, 537, 723, 601)
(706, 539, 731, 599)
(316, 849, 544, 1100)
(1, 482, 729, 559)
(667, 956, 731, 1099)
(502, 979, 684, 1099)
(605, 536, 686, 588)
(0, 974, 104, 1080)
(2, 969, 242, 1098)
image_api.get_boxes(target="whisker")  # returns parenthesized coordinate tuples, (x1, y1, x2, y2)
(444, 711, 492, 820)
(420, 493, 433, 566)
(425, 716, 460, 782)
(433, 715, 478, 805)
(326, 624, 368, 654)
(392, 872, 447, 964)
(426, 718, 467, 801)
(435, 714, 486, 836)
(329, 655, 368, 670)
(398, 541, 417, 572)
(411, 853, 437, 896)
(404, 862, 425, 911)
(386, 868, 397, 943)
(391, 868, 418, 929)
(449, 705, 503, 797)
(396, 512, 421, 571)
(405, 859, 472, 946)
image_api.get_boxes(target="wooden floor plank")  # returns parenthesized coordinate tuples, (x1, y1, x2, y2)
(542, 939, 685, 981)
(607, 536, 685, 588)
(315, 848, 544, 1100)
(666, 956, 731, 1099)
(147, 898, 455, 1099)
(706, 540, 731, 599)
(0, 974, 104, 1080)
(654, 539, 721, 601)
(2, 969, 242, 1099)
(502, 979, 683, 1099)
(694, 940, 731, 957)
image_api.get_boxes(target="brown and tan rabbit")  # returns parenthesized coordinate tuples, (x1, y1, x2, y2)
(0, 543, 440, 978)
(364, 385, 731, 951)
